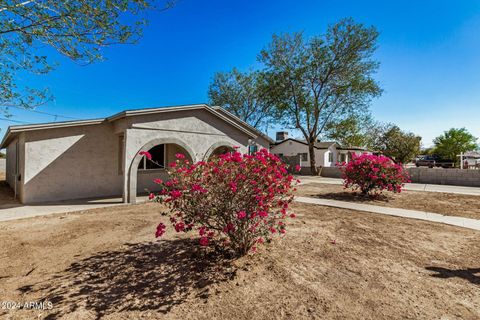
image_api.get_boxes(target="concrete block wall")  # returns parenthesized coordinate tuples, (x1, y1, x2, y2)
(320, 167, 342, 178)
(311, 166, 480, 188)
(406, 168, 480, 187)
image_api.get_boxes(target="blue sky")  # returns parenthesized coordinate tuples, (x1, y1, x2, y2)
(5, 0, 480, 147)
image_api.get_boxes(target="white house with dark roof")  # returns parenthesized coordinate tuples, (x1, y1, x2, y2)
(270, 131, 369, 171)
(1, 104, 272, 204)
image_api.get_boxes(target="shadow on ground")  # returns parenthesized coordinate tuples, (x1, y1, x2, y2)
(426, 266, 480, 285)
(310, 191, 391, 203)
(18, 239, 235, 319)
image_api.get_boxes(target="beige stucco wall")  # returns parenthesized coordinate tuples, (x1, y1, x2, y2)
(5, 134, 26, 201)
(122, 109, 268, 203)
(15, 108, 270, 204)
(22, 122, 123, 203)
(270, 141, 331, 167)
(5, 138, 18, 188)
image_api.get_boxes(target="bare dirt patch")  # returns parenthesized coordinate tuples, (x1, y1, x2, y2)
(0, 201, 479, 319)
(297, 183, 480, 219)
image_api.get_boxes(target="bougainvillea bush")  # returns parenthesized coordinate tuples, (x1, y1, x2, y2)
(147, 148, 298, 256)
(340, 153, 410, 196)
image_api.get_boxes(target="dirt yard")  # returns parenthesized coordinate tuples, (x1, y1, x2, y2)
(0, 197, 478, 319)
(297, 183, 480, 220)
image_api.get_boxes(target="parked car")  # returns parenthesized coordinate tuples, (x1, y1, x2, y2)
(415, 155, 454, 168)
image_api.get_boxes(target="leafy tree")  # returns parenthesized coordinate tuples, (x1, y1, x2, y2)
(370, 124, 421, 164)
(0, 0, 175, 115)
(323, 113, 374, 147)
(208, 68, 272, 130)
(433, 128, 478, 163)
(259, 18, 382, 174)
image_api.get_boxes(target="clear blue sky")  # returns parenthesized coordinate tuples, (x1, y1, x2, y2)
(4, 0, 480, 147)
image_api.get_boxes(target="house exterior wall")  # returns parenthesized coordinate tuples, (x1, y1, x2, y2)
(5, 134, 26, 201)
(270, 141, 331, 167)
(21, 122, 123, 203)
(122, 109, 268, 203)
(5, 138, 18, 188)
(12, 108, 269, 204)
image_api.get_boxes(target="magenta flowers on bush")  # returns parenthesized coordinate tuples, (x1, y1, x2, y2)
(149, 148, 297, 256)
(340, 153, 410, 195)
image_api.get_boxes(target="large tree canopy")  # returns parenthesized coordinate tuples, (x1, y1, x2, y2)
(323, 113, 375, 148)
(0, 0, 174, 114)
(433, 128, 478, 163)
(208, 68, 272, 130)
(259, 18, 382, 174)
(370, 124, 421, 164)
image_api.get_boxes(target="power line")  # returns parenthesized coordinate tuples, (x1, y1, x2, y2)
(7, 105, 78, 120)
(0, 117, 29, 124)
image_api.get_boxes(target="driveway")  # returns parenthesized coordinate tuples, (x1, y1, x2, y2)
(0, 196, 149, 222)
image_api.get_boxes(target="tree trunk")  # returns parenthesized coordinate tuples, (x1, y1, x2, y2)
(308, 141, 318, 175)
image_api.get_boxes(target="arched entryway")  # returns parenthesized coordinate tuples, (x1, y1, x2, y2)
(204, 141, 235, 161)
(126, 138, 195, 203)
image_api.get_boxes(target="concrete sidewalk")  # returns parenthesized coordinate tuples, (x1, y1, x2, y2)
(297, 176, 480, 196)
(295, 196, 480, 232)
(0, 196, 148, 222)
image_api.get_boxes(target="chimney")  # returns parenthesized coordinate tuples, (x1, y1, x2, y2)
(276, 131, 288, 141)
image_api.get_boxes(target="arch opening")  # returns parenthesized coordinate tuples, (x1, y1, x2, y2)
(207, 145, 234, 161)
(127, 138, 195, 203)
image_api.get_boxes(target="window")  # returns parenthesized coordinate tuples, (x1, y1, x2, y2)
(138, 144, 166, 170)
(339, 153, 346, 163)
(328, 152, 333, 162)
(298, 153, 308, 161)
(248, 145, 258, 155)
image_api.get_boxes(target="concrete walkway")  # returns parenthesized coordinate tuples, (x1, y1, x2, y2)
(295, 196, 480, 232)
(0, 196, 148, 222)
(297, 176, 480, 196)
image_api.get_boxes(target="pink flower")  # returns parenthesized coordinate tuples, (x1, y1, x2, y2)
(223, 222, 236, 233)
(169, 162, 177, 168)
(258, 211, 268, 218)
(175, 153, 186, 159)
(191, 184, 207, 193)
(155, 223, 166, 238)
(199, 226, 207, 236)
(139, 151, 152, 161)
(237, 211, 247, 219)
(175, 222, 185, 232)
(148, 192, 155, 200)
(229, 182, 237, 193)
(199, 237, 209, 246)
(153, 178, 163, 185)
(295, 164, 301, 172)
(289, 213, 296, 218)
(169, 190, 182, 199)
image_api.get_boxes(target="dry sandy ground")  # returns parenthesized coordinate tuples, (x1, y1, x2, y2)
(0, 198, 479, 319)
(297, 183, 480, 220)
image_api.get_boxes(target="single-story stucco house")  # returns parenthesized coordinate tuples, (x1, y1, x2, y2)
(0, 104, 272, 204)
(270, 131, 369, 173)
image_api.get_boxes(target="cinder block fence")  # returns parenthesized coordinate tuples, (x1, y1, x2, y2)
(405, 168, 480, 187)
(304, 166, 480, 187)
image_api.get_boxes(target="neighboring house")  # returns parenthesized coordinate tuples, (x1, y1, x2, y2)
(1, 104, 272, 204)
(463, 151, 480, 168)
(270, 132, 369, 172)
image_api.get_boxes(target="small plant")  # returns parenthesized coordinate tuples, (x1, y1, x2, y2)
(146, 148, 298, 256)
(340, 153, 410, 196)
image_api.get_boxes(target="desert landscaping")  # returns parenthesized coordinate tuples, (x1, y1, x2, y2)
(0, 184, 479, 320)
